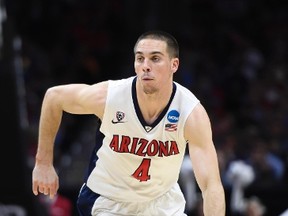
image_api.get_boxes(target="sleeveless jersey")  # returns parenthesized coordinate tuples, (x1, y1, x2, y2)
(86, 76, 200, 202)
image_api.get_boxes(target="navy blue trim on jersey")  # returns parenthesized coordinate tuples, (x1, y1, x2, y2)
(76, 118, 103, 215)
(132, 76, 177, 131)
(77, 183, 100, 216)
(83, 119, 103, 182)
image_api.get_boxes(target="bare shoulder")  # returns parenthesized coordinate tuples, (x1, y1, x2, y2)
(77, 81, 109, 118)
(188, 103, 211, 126)
(79, 80, 109, 99)
(184, 103, 212, 146)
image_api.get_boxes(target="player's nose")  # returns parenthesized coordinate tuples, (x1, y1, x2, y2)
(142, 59, 151, 72)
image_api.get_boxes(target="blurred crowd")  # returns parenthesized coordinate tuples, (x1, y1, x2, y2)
(2, 0, 288, 215)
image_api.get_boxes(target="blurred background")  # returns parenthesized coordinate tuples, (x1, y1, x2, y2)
(0, 0, 287, 215)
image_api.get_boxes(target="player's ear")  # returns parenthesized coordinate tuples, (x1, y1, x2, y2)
(171, 58, 179, 73)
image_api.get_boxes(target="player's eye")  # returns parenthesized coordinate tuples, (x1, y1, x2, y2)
(136, 56, 144, 62)
(152, 56, 160, 62)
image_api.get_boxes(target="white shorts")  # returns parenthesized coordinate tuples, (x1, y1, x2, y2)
(91, 183, 187, 216)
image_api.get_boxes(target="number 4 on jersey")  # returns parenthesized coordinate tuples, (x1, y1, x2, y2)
(132, 158, 151, 182)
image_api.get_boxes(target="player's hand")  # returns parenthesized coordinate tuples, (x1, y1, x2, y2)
(32, 163, 59, 199)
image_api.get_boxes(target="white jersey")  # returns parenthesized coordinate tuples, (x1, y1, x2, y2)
(87, 76, 200, 202)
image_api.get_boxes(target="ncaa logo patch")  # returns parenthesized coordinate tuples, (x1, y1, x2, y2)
(167, 110, 179, 123)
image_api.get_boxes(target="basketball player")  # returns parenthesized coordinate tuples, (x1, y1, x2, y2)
(32, 30, 226, 215)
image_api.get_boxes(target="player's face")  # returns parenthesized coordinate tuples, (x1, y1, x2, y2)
(134, 39, 179, 94)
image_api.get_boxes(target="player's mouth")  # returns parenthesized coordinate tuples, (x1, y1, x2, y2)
(142, 75, 153, 80)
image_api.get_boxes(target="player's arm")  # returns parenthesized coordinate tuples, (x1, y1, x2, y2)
(184, 103, 226, 216)
(32, 81, 108, 199)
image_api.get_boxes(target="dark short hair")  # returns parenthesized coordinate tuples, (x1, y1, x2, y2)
(134, 30, 179, 58)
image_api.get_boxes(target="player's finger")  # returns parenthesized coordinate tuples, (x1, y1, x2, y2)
(55, 179, 59, 192)
(32, 182, 39, 195)
(49, 181, 59, 199)
(49, 188, 56, 199)
(44, 186, 49, 195)
(39, 185, 45, 193)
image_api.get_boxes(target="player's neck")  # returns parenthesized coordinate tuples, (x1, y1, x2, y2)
(137, 84, 173, 125)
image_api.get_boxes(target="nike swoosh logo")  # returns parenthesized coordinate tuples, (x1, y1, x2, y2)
(111, 120, 126, 124)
